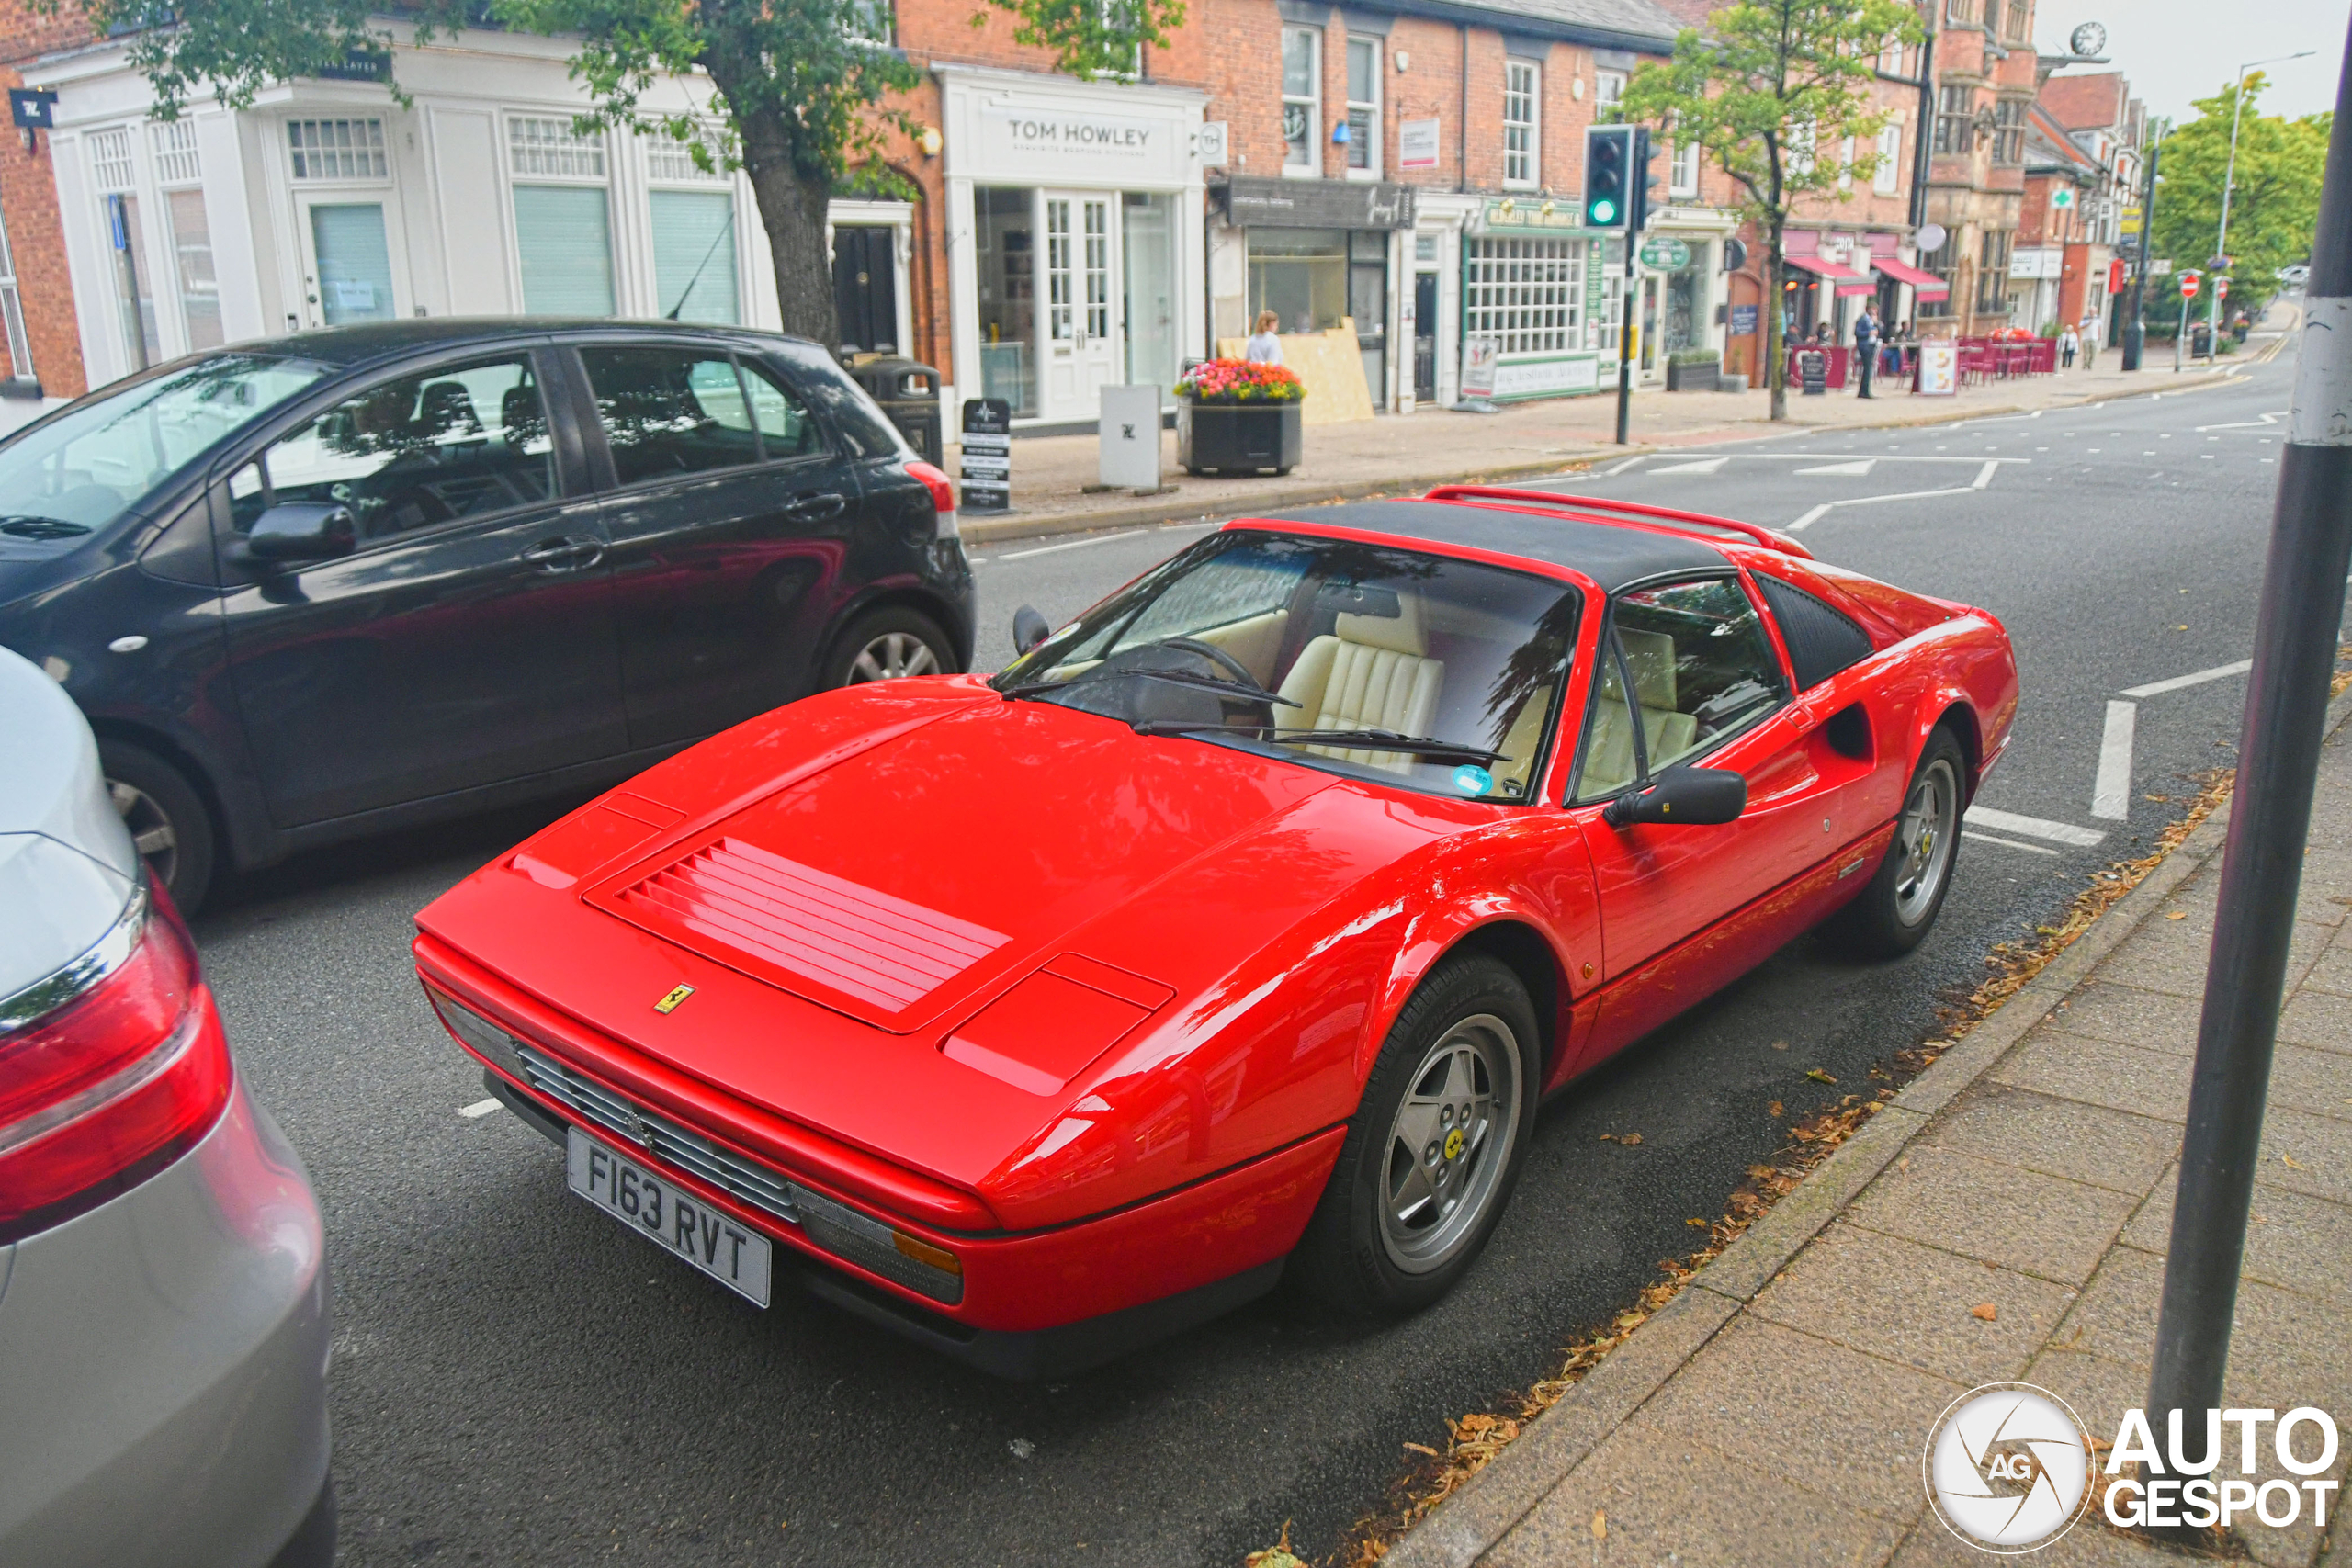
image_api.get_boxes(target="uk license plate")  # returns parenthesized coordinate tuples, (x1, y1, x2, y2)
(566, 1127, 774, 1306)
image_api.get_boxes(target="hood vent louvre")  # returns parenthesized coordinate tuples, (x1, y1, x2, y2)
(606, 838, 1010, 1015)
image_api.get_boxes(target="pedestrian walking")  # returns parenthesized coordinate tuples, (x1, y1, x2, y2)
(2060, 323, 2079, 368)
(1244, 311, 1283, 365)
(1852, 303, 1880, 398)
(2080, 316, 2100, 370)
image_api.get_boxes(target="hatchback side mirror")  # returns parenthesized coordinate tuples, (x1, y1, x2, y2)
(243, 502, 357, 562)
(1012, 604, 1051, 656)
(1602, 766, 1747, 828)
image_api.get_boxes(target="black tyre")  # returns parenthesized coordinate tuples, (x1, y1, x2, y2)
(1290, 953, 1540, 1317)
(1829, 727, 1966, 961)
(822, 607, 957, 688)
(97, 739, 218, 916)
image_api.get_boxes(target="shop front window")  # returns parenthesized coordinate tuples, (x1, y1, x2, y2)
(1464, 236, 1583, 355)
(1249, 227, 1348, 335)
(1662, 243, 1708, 354)
(975, 187, 1036, 416)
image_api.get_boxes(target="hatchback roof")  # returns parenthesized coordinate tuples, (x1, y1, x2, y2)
(238, 316, 820, 369)
(1253, 499, 1731, 592)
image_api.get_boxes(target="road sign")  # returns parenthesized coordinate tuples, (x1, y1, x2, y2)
(2179, 269, 2201, 299)
(1639, 235, 1690, 270)
(2217, 276, 2230, 299)
(2150, 258, 2173, 275)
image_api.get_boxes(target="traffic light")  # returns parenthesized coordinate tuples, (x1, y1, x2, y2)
(1585, 126, 1632, 230)
(1629, 125, 1657, 235)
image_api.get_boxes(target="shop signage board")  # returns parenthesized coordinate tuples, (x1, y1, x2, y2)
(2008, 247, 2063, 280)
(1490, 354, 1600, 400)
(1638, 236, 1690, 271)
(1730, 303, 1758, 337)
(1399, 118, 1441, 171)
(1481, 197, 1584, 232)
(1796, 348, 1828, 396)
(1220, 176, 1417, 230)
(1917, 339, 1958, 395)
(1461, 336, 1500, 400)
(960, 399, 1012, 512)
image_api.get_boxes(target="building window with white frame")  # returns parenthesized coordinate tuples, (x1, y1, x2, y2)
(1282, 27, 1319, 173)
(1463, 234, 1583, 355)
(643, 130, 741, 324)
(509, 115, 615, 316)
(1838, 134, 1855, 191)
(1503, 61, 1539, 188)
(87, 127, 162, 367)
(0, 194, 34, 384)
(288, 118, 388, 182)
(1345, 36, 1380, 175)
(1670, 132, 1699, 197)
(1874, 122, 1902, 194)
(150, 120, 223, 351)
(1594, 70, 1625, 121)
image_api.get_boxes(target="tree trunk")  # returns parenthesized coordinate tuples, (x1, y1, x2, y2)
(1765, 221, 1787, 422)
(731, 105, 842, 349)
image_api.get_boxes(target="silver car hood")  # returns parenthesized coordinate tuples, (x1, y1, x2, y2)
(0, 647, 137, 1001)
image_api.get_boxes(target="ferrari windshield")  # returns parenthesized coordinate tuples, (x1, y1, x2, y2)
(0, 353, 331, 541)
(993, 530, 1580, 801)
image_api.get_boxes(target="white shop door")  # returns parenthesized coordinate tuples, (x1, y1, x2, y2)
(1038, 192, 1120, 423)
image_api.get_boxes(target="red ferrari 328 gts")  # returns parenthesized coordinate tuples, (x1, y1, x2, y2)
(414, 489, 2018, 1376)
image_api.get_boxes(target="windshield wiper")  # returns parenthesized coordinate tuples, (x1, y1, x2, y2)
(0, 516, 92, 540)
(1134, 722, 1510, 764)
(1001, 668, 1298, 707)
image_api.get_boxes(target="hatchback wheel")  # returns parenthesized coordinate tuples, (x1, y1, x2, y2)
(1291, 953, 1539, 1316)
(825, 608, 956, 688)
(98, 739, 217, 916)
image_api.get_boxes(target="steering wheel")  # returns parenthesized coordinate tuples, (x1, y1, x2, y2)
(1155, 636, 1260, 688)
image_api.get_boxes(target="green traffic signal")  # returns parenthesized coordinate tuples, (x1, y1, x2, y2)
(1589, 197, 1618, 225)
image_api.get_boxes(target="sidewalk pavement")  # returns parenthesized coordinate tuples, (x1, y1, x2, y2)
(958, 351, 2255, 548)
(1386, 702, 2352, 1568)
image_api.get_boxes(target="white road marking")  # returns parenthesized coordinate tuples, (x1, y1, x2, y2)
(1600, 454, 1651, 476)
(1794, 459, 1875, 476)
(992, 524, 1206, 562)
(1971, 460, 1998, 489)
(460, 1099, 502, 1120)
(2121, 659, 2253, 698)
(1964, 806, 2109, 847)
(2195, 411, 2290, 432)
(2093, 700, 2138, 820)
(1963, 829, 2062, 856)
(1648, 457, 1730, 475)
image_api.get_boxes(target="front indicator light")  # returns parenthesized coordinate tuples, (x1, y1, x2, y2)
(791, 1180, 965, 1304)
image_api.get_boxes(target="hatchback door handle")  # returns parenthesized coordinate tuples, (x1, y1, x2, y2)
(783, 492, 847, 522)
(522, 536, 605, 571)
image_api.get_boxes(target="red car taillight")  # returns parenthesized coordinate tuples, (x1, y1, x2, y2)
(902, 459, 959, 538)
(0, 885, 233, 1244)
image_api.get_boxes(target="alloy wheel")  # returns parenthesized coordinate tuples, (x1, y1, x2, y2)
(1893, 756, 1960, 927)
(109, 777, 179, 891)
(848, 632, 941, 682)
(1378, 1012, 1522, 1274)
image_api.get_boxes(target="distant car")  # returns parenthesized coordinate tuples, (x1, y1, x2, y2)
(0, 319, 974, 913)
(414, 489, 2018, 1376)
(2279, 265, 2310, 287)
(0, 645, 331, 1566)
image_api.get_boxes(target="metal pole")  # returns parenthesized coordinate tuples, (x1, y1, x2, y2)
(2124, 137, 2159, 371)
(2142, 19, 2352, 1544)
(2177, 288, 2188, 372)
(1615, 243, 1634, 444)
(2211, 69, 2251, 362)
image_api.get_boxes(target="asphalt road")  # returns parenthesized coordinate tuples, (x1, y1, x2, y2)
(195, 348, 2305, 1567)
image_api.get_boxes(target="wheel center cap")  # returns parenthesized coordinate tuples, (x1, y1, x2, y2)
(1443, 1127, 1465, 1161)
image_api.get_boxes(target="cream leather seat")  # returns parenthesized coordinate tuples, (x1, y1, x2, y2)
(1275, 594, 1445, 773)
(1581, 626, 1698, 795)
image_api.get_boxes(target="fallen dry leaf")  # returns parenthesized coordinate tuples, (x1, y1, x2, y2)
(1770, 1039, 1790, 1051)
(1245, 1522, 1305, 1568)
(2281, 1153, 2307, 1170)
(1806, 1068, 1838, 1084)
(1767, 1100, 1784, 1117)
(2165, 911, 2188, 921)
(1593, 1509, 1607, 1542)
(1686, 1217, 1709, 1227)
(2144, 794, 2173, 803)
(1621, 1133, 1643, 1145)
(1972, 1302, 1998, 1322)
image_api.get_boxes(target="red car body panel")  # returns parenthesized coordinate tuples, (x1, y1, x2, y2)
(413, 493, 2018, 1358)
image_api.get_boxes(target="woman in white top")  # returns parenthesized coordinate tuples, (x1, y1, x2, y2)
(1244, 310, 1283, 365)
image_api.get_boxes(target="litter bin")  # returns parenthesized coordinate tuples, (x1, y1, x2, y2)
(849, 357, 944, 467)
(2188, 321, 2212, 358)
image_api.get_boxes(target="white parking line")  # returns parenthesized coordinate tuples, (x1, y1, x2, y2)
(1963, 829, 2062, 856)
(1648, 457, 1730, 475)
(1791, 502, 1833, 531)
(459, 1098, 502, 1120)
(2092, 700, 2137, 821)
(986, 522, 1209, 563)
(2121, 659, 2253, 698)
(1794, 459, 1875, 476)
(1964, 806, 2108, 847)
(2195, 411, 2290, 432)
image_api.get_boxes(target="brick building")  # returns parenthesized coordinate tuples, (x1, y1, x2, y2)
(1916, 0, 2045, 335)
(2031, 69, 2144, 345)
(0, 1, 95, 402)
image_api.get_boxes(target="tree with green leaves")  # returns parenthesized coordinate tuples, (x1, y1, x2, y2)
(2145, 73, 2328, 328)
(1618, 0, 1922, 420)
(48, 0, 1183, 347)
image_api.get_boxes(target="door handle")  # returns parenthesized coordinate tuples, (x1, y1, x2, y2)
(521, 536, 605, 571)
(783, 492, 847, 522)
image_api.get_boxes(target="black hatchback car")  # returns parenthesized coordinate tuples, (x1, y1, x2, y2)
(0, 319, 974, 913)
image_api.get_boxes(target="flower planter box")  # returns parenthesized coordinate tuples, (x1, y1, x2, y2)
(1665, 360, 1721, 392)
(1178, 400, 1303, 477)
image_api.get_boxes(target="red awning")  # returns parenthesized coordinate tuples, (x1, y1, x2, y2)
(1783, 253, 1865, 282)
(1870, 255, 1951, 300)
(1835, 271, 1880, 297)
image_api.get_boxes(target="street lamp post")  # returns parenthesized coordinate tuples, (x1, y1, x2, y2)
(2211, 51, 2317, 360)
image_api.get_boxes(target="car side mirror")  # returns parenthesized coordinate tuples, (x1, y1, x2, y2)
(1012, 604, 1051, 657)
(243, 502, 356, 562)
(1602, 766, 1747, 828)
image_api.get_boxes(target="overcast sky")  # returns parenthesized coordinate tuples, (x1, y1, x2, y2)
(2034, 1, 2350, 126)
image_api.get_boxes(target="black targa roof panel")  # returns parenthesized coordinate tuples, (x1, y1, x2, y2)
(1252, 500, 1731, 592)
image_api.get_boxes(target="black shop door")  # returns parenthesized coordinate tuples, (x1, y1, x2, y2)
(831, 227, 899, 355)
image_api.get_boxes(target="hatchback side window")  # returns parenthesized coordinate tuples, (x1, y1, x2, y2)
(580, 347, 765, 485)
(741, 359, 824, 462)
(232, 355, 552, 538)
(1577, 576, 1787, 797)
